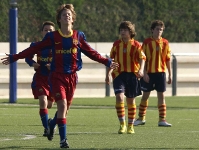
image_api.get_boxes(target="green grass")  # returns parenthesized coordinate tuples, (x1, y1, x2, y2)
(0, 96, 199, 150)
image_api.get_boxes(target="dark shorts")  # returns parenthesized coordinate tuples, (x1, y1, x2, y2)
(113, 72, 142, 98)
(48, 72, 78, 106)
(140, 72, 166, 92)
(31, 73, 54, 102)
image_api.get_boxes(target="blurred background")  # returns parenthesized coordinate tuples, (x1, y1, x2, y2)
(0, 0, 199, 42)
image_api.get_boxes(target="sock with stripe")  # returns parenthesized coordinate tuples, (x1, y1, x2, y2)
(158, 104, 166, 122)
(127, 104, 136, 126)
(138, 100, 148, 121)
(115, 102, 126, 125)
(57, 118, 67, 142)
(39, 109, 48, 129)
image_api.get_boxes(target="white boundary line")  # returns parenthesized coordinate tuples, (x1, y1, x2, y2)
(0, 135, 36, 142)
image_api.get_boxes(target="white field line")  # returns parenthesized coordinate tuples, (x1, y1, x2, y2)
(0, 138, 12, 141)
(21, 135, 36, 140)
(0, 135, 36, 142)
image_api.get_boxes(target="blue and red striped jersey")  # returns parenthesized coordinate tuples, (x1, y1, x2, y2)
(10, 29, 112, 74)
(25, 42, 52, 76)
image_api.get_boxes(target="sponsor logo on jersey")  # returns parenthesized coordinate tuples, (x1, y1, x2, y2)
(56, 48, 77, 54)
(37, 57, 52, 62)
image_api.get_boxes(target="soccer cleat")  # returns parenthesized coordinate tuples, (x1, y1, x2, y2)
(60, 139, 69, 148)
(127, 125, 135, 134)
(134, 119, 146, 126)
(43, 128, 48, 137)
(47, 118, 55, 141)
(158, 121, 172, 127)
(118, 124, 127, 134)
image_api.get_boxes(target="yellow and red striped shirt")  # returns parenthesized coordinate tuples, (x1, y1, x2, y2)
(110, 39, 146, 79)
(142, 37, 171, 73)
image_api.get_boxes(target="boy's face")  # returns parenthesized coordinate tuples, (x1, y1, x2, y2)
(42, 25, 55, 37)
(152, 25, 164, 39)
(120, 28, 131, 39)
(59, 9, 73, 26)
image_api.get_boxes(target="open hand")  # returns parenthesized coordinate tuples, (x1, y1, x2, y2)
(1, 53, 10, 65)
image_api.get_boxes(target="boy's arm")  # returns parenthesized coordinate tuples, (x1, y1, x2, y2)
(25, 43, 36, 67)
(25, 54, 36, 67)
(137, 58, 145, 78)
(1, 33, 53, 65)
(166, 60, 172, 84)
(78, 32, 114, 68)
(105, 68, 113, 85)
(137, 47, 146, 78)
(166, 43, 172, 84)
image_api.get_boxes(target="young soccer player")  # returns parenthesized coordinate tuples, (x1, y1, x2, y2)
(134, 20, 172, 127)
(25, 21, 55, 137)
(105, 21, 146, 134)
(1, 4, 119, 148)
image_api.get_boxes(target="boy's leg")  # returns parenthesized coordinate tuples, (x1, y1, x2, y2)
(56, 99, 69, 148)
(157, 92, 172, 127)
(134, 92, 150, 126)
(47, 111, 57, 141)
(47, 95, 55, 109)
(126, 98, 136, 134)
(38, 95, 49, 136)
(115, 93, 126, 134)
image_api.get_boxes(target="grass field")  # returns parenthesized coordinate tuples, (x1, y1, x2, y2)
(0, 96, 199, 150)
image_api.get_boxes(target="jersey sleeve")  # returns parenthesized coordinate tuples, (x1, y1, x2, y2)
(10, 33, 53, 63)
(78, 31, 112, 67)
(110, 42, 117, 59)
(137, 43, 146, 60)
(166, 43, 171, 61)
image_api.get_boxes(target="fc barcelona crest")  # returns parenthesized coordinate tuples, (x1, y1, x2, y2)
(72, 48, 77, 54)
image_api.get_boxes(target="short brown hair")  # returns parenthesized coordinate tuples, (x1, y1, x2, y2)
(56, 4, 76, 28)
(119, 21, 136, 38)
(150, 20, 165, 30)
(41, 21, 55, 31)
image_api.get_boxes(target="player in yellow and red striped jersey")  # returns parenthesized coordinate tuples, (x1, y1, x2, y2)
(134, 20, 172, 127)
(106, 21, 146, 134)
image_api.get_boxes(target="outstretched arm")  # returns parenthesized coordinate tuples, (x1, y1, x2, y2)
(78, 32, 118, 69)
(1, 33, 52, 65)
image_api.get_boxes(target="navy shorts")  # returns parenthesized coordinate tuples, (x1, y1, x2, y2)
(113, 72, 142, 98)
(140, 72, 166, 92)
